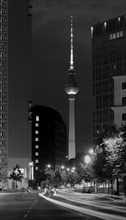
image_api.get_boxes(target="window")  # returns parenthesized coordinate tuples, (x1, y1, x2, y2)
(35, 137, 39, 141)
(122, 97, 126, 105)
(35, 130, 39, 134)
(35, 123, 39, 127)
(109, 31, 123, 40)
(35, 145, 39, 149)
(35, 167, 38, 170)
(35, 152, 39, 156)
(122, 82, 126, 89)
(122, 114, 126, 121)
(35, 159, 39, 163)
(36, 116, 39, 121)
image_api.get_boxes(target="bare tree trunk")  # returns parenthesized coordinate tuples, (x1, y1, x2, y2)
(111, 179, 113, 195)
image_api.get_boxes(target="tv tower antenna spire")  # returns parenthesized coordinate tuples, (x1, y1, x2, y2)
(70, 15, 74, 70)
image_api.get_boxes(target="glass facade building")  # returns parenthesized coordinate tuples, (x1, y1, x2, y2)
(91, 14, 126, 144)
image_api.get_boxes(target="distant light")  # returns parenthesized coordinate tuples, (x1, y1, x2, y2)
(118, 17, 120, 22)
(61, 165, 65, 169)
(89, 148, 94, 154)
(29, 161, 33, 166)
(47, 164, 51, 168)
(104, 22, 107, 28)
(84, 155, 91, 164)
(91, 26, 93, 38)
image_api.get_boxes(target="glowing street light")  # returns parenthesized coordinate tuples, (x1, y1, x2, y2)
(61, 165, 65, 170)
(47, 164, 51, 169)
(84, 155, 91, 164)
(89, 148, 94, 154)
(71, 166, 75, 173)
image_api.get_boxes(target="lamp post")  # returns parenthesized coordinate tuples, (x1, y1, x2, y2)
(29, 161, 34, 180)
(84, 155, 91, 165)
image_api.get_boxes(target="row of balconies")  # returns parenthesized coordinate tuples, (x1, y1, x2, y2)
(0, 0, 7, 6)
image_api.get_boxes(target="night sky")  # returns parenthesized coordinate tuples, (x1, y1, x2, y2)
(32, 0, 126, 153)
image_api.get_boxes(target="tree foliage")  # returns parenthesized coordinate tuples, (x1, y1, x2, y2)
(9, 164, 24, 188)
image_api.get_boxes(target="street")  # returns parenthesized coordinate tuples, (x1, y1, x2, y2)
(0, 190, 89, 220)
(0, 189, 126, 220)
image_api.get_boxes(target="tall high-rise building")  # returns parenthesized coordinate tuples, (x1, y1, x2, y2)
(65, 16, 79, 160)
(32, 105, 67, 173)
(0, 0, 32, 189)
(91, 14, 126, 144)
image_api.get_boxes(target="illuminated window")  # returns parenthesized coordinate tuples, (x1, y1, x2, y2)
(35, 152, 39, 156)
(35, 159, 39, 163)
(35, 137, 39, 141)
(120, 31, 123, 37)
(116, 32, 119, 38)
(35, 167, 38, 170)
(35, 145, 39, 149)
(109, 31, 123, 40)
(35, 130, 39, 134)
(35, 123, 39, 127)
(36, 116, 39, 121)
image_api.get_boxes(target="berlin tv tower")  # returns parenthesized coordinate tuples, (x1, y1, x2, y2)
(65, 16, 79, 160)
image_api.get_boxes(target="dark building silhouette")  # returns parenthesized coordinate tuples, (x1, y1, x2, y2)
(91, 14, 126, 144)
(32, 105, 68, 173)
(0, 0, 32, 189)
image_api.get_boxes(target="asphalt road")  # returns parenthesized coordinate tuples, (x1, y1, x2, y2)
(0, 191, 90, 220)
(0, 190, 125, 220)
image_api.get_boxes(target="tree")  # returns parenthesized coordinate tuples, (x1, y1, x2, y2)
(9, 164, 24, 189)
(103, 125, 126, 194)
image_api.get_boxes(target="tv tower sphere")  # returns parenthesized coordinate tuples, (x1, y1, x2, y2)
(65, 16, 79, 160)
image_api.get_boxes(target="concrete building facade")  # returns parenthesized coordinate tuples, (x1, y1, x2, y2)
(0, 0, 32, 189)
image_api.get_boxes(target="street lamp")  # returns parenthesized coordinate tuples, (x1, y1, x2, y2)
(29, 161, 34, 180)
(89, 148, 94, 155)
(84, 155, 91, 164)
(47, 164, 51, 169)
(61, 165, 65, 170)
